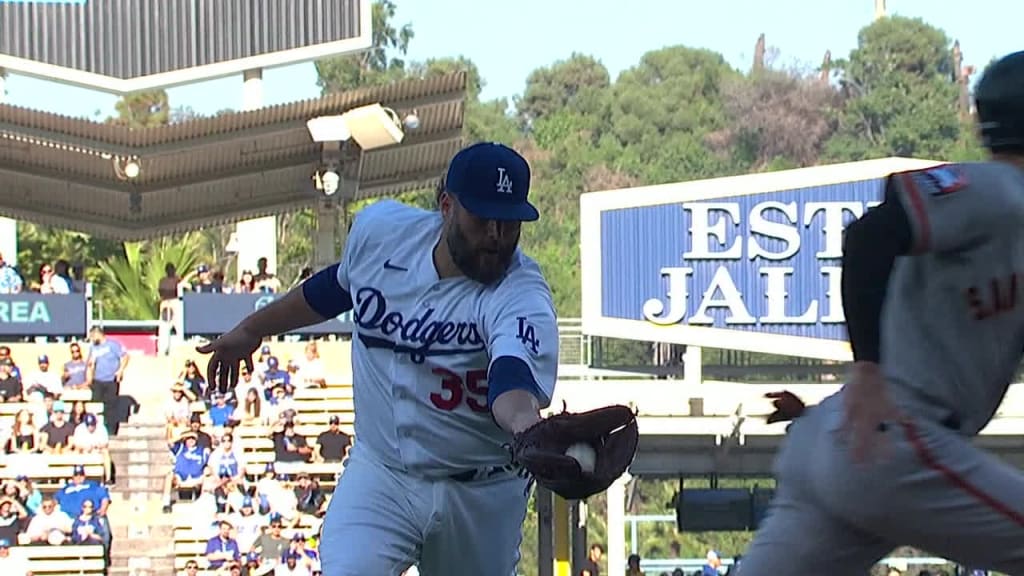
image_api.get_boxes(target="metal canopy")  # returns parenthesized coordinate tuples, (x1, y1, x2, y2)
(0, 72, 467, 240)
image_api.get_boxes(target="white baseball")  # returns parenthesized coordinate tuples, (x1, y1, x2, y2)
(565, 442, 597, 474)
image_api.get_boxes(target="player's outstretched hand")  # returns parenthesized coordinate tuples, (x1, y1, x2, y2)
(841, 362, 900, 465)
(765, 390, 806, 423)
(196, 326, 260, 394)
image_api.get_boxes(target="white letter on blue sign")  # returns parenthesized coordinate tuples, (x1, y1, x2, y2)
(820, 266, 845, 323)
(683, 203, 742, 259)
(760, 267, 818, 323)
(689, 266, 756, 325)
(748, 201, 801, 260)
(643, 268, 692, 326)
(803, 202, 865, 259)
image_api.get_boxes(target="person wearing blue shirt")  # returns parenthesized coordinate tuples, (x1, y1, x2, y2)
(205, 520, 241, 569)
(260, 357, 290, 401)
(162, 432, 209, 512)
(85, 327, 129, 435)
(55, 465, 112, 554)
(209, 393, 233, 427)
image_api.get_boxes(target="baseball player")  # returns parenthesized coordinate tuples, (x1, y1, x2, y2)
(198, 142, 637, 576)
(738, 51, 1024, 575)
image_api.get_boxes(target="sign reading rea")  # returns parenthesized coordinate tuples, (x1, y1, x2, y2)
(579, 157, 944, 360)
(0, 0, 371, 93)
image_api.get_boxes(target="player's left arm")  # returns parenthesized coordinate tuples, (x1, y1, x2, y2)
(485, 267, 560, 435)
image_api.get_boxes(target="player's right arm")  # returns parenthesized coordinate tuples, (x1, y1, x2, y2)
(198, 210, 368, 389)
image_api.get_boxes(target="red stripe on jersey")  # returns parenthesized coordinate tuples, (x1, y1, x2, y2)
(900, 420, 1024, 527)
(899, 172, 931, 253)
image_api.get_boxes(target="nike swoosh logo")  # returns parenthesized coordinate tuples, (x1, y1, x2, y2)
(383, 259, 408, 271)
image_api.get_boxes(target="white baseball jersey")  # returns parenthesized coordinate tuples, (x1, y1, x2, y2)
(333, 199, 559, 475)
(884, 161, 1024, 434)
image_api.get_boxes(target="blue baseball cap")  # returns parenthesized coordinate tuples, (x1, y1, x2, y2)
(72, 465, 86, 476)
(246, 551, 260, 563)
(267, 356, 279, 369)
(84, 414, 97, 426)
(242, 496, 253, 508)
(0, 538, 9, 547)
(38, 355, 49, 364)
(444, 142, 538, 222)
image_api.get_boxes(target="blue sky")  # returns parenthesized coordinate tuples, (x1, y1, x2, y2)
(1, 0, 1020, 119)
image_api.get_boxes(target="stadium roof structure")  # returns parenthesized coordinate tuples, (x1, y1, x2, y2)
(0, 72, 467, 240)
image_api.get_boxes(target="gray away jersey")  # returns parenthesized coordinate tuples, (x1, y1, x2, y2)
(332, 200, 559, 475)
(883, 161, 1024, 435)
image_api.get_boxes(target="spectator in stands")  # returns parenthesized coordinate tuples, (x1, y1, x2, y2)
(225, 497, 264, 553)
(85, 326, 129, 436)
(255, 467, 298, 525)
(0, 497, 27, 544)
(24, 497, 72, 545)
(68, 499, 104, 546)
(289, 534, 318, 567)
(292, 474, 325, 520)
(241, 552, 262, 576)
(193, 264, 223, 293)
(214, 474, 247, 515)
(181, 559, 200, 576)
(253, 258, 281, 293)
(22, 356, 61, 400)
(0, 348, 21, 379)
(5, 410, 39, 454)
(179, 413, 214, 452)
(314, 416, 350, 464)
(11, 478, 40, 516)
(158, 263, 185, 356)
(181, 360, 210, 405)
(275, 550, 312, 576)
(267, 386, 297, 424)
(0, 538, 31, 576)
(296, 342, 326, 389)
(205, 520, 241, 570)
(702, 551, 722, 576)
(71, 413, 109, 454)
(62, 343, 88, 391)
(54, 466, 111, 554)
(234, 387, 263, 426)
(69, 401, 87, 427)
(296, 267, 314, 285)
(40, 401, 74, 454)
(253, 514, 288, 568)
(581, 543, 603, 576)
(53, 260, 73, 292)
(37, 263, 70, 294)
(0, 253, 24, 294)
(210, 393, 234, 428)
(272, 420, 312, 465)
(162, 432, 209, 512)
(209, 433, 245, 483)
(28, 392, 55, 427)
(165, 383, 196, 438)
(261, 358, 289, 401)
(236, 270, 256, 294)
(255, 345, 273, 382)
(0, 359, 23, 402)
(69, 263, 86, 293)
(627, 553, 644, 576)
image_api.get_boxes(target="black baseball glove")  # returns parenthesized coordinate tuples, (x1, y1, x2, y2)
(510, 404, 639, 501)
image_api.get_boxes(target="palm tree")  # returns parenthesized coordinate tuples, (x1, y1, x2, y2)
(96, 234, 207, 320)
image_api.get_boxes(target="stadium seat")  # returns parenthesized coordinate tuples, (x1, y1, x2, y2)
(21, 544, 106, 576)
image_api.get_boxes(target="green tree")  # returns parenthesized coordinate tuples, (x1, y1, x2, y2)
(517, 53, 611, 126)
(824, 16, 981, 161)
(108, 89, 170, 127)
(315, 0, 413, 93)
(95, 235, 206, 320)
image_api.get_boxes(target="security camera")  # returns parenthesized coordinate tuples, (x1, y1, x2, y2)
(403, 112, 420, 131)
(321, 171, 340, 196)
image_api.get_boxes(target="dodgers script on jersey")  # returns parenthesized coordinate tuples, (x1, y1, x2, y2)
(334, 199, 559, 475)
(883, 161, 1024, 434)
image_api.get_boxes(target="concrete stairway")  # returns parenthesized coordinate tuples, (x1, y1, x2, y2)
(106, 422, 176, 576)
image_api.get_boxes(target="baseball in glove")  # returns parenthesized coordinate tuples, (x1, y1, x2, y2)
(510, 403, 639, 501)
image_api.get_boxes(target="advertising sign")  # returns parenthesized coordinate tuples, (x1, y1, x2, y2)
(183, 293, 354, 337)
(0, 293, 87, 336)
(579, 157, 943, 360)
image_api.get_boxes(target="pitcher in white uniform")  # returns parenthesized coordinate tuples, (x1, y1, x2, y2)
(198, 142, 559, 576)
(739, 51, 1024, 575)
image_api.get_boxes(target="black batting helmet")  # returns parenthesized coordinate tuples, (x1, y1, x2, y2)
(975, 50, 1024, 152)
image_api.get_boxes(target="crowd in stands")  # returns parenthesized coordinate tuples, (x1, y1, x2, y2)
(0, 340, 116, 575)
(0, 253, 87, 295)
(166, 341, 349, 576)
(162, 258, 293, 297)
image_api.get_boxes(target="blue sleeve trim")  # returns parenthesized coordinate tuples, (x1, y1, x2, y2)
(487, 356, 544, 407)
(301, 263, 354, 319)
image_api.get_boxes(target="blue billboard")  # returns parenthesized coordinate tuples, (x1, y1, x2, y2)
(0, 293, 87, 336)
(182, 293, 354, 337)
(580, 157, 943, 359)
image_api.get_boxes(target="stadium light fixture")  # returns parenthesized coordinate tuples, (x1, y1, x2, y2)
(341, 103, 406, 150)
(306, 115, 352, 143)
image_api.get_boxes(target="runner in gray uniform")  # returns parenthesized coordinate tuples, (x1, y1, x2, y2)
(738, 50, 1024, 575)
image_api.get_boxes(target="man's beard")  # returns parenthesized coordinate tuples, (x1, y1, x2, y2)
(445, 219, 516, 285)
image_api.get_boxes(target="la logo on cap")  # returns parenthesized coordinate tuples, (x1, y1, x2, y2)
(496, 167, 513, 194)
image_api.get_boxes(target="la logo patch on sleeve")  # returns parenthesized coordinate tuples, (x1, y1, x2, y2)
(918, 165, 968, 195)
